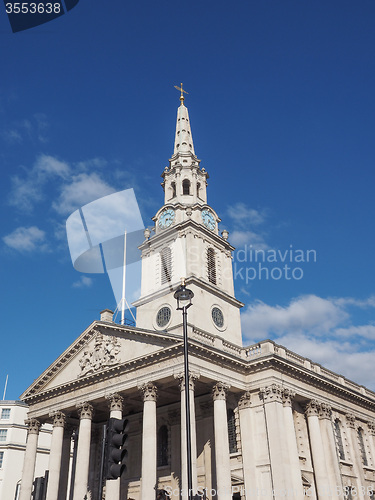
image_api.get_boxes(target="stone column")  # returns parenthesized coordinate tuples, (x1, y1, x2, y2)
(346, 414, 365, 500)
(46, 411, 66, 500)
(367, 421, 375, 467)
(260, 384, 291, 499)
(72, 402, 93, 500)
(282, 389, 304, 498)
(305, 400, 330, 500)
(178, 374, 198, 499)
(58, 424, 74, 500)
(140, 383, 158, 500)
(19, 418, 42, 500)
(238, 392, 257, 496)
(212, 382, 231, 500)
(319, 404, 342, 494)
(105, 394, 124, 500)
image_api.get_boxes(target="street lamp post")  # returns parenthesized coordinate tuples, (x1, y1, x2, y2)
(174, 279, 194, 500)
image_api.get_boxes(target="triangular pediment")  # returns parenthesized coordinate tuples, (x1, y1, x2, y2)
(21, 321, 182, 400)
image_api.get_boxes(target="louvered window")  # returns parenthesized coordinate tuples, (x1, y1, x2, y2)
(227, 409, 238, 453)
(171, 182, 176, 198)
(197, 182, 200, 197)
(161, 248, 172, 284)
(334, 419, 345, 460)
(358, 428, 368, 466)
(157, 425, 169, 466)
(207, 248, 216, 284)
(182, 179, 190, 195)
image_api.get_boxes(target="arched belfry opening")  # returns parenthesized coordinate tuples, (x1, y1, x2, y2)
(182, 179, 190, 195)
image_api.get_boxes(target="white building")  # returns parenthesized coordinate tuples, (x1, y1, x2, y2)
(0, 401, 51, 500)
(18, 93, 375, 500)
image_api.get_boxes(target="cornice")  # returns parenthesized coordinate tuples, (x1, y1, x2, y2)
(20, 322, 375, 414)
(139, 218, 233, 252)
(133, 276, 244, 310)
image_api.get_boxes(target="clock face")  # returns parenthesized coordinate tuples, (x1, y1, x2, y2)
(202, 209, 215, 230)
(158, 208, 175, 229)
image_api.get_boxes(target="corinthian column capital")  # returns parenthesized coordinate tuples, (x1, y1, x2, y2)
(259, 384, 283, 403)
(49, 411, 66, 427)
(368, 421, 375, 436)
(319, 403, 332, 420)
(305, 400, 321, 417)
(238, 391, 252, 410)
(76, 402, 94, 420)
(106, 393, 124, 412)
(25, 418, 41, 435)
(140, 382, 158, 402)
(282, 388, 296, 407)
(346, 413, 356, 429)
(212, 382, 229, 401)
(175, 372, 199, 391)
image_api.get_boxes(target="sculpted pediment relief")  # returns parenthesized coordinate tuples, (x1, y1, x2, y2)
(21, 323, 181, 399)
(78, 331, 121, 377)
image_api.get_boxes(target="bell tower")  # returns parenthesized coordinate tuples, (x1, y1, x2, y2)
(134, 87, 243, 345)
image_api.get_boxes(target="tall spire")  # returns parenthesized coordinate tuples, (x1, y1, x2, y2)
(173, 83, 195, 156)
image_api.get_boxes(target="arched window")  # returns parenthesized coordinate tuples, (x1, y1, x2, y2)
(227, 409, 238, 453)
(207, 248, 217, 285)
(197, 182, 201, 198)
(171, 182, 176, 198)
(357, 427, 368, 466)
(157, 425, 169, 466)
(333, 419, 345, 460)
(182, 179, 190, 195)
(160, 247, 172, 284)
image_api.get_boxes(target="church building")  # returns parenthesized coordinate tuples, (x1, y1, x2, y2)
(18, 92, 375, 500)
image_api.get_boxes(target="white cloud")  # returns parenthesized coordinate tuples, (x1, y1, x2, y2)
(53, 172, 116, 215)
(9, 154, 71, 211)
(1, 129, 22, 143)
(1, 114, 49, 145)
(231, 230, 269, 249)
(334, 324, 375, 340)
(226, 202, 269, 249)
(333, 296, 375, 309)
(72, 276, 93, 288)
(227, 203, 267, 226)
(241, 294, 375, 389)
(8, 155, 115, 215)
(3, 226, 48, 252)
(273, 332, 375, 390)
(241, 295, 347, 338)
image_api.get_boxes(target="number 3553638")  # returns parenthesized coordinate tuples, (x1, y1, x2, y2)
(5, 3, 61, 14)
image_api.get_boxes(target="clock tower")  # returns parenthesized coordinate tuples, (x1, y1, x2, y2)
(134, 89, 243, 345)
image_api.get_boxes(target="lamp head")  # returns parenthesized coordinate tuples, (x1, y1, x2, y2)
(174, 278, 194, 310)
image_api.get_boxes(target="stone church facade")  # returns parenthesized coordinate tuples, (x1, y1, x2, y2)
(19, 93, 375, 500)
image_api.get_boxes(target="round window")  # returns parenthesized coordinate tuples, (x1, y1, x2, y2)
(156, 306, 171, 328)
(212, 307, 224, 328)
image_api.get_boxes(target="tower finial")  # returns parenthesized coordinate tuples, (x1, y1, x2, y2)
(174, 82, 188, 105)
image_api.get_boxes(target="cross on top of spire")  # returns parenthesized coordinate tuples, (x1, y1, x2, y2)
(174, 83, 188, 105)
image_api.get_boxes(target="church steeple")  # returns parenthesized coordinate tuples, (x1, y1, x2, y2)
(173, 95, 195, 156)
(134, 92, 243, 346)
(161, 87, 208, 206)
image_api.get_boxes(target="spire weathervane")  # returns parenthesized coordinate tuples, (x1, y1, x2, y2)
(174, 82, 188, 104)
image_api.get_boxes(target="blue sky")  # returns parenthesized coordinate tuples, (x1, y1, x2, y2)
(1, 0, 375, 399)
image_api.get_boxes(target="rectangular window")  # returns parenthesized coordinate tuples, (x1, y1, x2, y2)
(1, 408, 10, 420)
(0, 430, 7, 441)
(0, 451, 3, 468)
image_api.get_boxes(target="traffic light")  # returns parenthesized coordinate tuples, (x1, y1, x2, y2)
(31, 475, 47, 500)
(105, 417, 129, 480)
